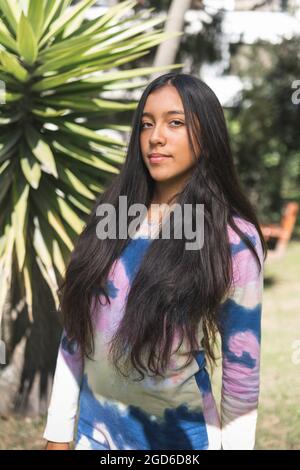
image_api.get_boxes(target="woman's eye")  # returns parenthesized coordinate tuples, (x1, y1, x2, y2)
(140, 120, 183, 129)
(140, 122, 150, 129)
(170, 120, 184, 126)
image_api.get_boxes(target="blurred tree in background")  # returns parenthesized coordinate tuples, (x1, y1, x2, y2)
(227, 37, 300, 224)
(126, 0, 224, 75)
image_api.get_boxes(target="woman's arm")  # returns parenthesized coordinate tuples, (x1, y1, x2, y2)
(43, 330, 84, 447)
(45, 441, 70, 450)
(219, 221, 264, 450)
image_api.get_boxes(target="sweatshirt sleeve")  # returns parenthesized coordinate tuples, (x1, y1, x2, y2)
(219, 219, 264, 450)
(43, 330, 84, 443)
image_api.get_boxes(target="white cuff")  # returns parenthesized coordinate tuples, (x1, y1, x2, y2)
(43, 412, 76, 443)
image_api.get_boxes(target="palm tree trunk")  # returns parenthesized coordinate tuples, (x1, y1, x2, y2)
(0, 258, 61, 417)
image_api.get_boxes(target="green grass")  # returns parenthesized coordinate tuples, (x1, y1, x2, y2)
(0, 415, 45, 450)
(211, 240, 300, 449)
(256, 240, 300, 449)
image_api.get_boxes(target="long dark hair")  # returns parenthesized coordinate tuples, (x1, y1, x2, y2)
(59, 72, 267, 380)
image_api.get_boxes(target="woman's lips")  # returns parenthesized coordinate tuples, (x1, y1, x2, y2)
(148, 154, 171, 164)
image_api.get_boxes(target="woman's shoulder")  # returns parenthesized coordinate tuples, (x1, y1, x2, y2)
(227, 214, 263, 261)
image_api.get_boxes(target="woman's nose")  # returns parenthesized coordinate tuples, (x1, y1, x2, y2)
(149, 125, 166, 145)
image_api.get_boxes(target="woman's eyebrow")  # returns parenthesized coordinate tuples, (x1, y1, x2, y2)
(142, 110, 185, 118)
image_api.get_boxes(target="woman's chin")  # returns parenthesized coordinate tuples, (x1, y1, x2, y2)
(149, 170, 177, 183)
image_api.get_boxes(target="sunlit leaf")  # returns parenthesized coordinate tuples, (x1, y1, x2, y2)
(0, 50, 28, 82)
(20, 144, 42, 189)
(28, 0, 45, 40)
(11, 178, 30, 271)
(25, 125, 58, 178)
(0, 0, 21, 34)
(17, 12, 38, 65)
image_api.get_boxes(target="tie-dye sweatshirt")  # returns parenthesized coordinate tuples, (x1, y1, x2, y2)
(43, 215, 264, 450)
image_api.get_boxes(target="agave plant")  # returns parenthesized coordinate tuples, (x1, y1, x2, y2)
(0, 0, 183, 326)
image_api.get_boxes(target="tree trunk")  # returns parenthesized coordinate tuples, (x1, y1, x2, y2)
(0, 257, 62, 418)
(151, 0, 193, 81)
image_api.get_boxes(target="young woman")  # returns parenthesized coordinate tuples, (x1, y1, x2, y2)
(43, 72, 267, 450)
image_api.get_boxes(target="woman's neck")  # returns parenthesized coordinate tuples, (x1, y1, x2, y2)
(151, 166, 194, 205)
(151, 179, 184, 206)
(148, 185, 180, 225)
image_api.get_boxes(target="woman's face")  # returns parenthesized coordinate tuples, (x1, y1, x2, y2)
(140, 85, 200, 187)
